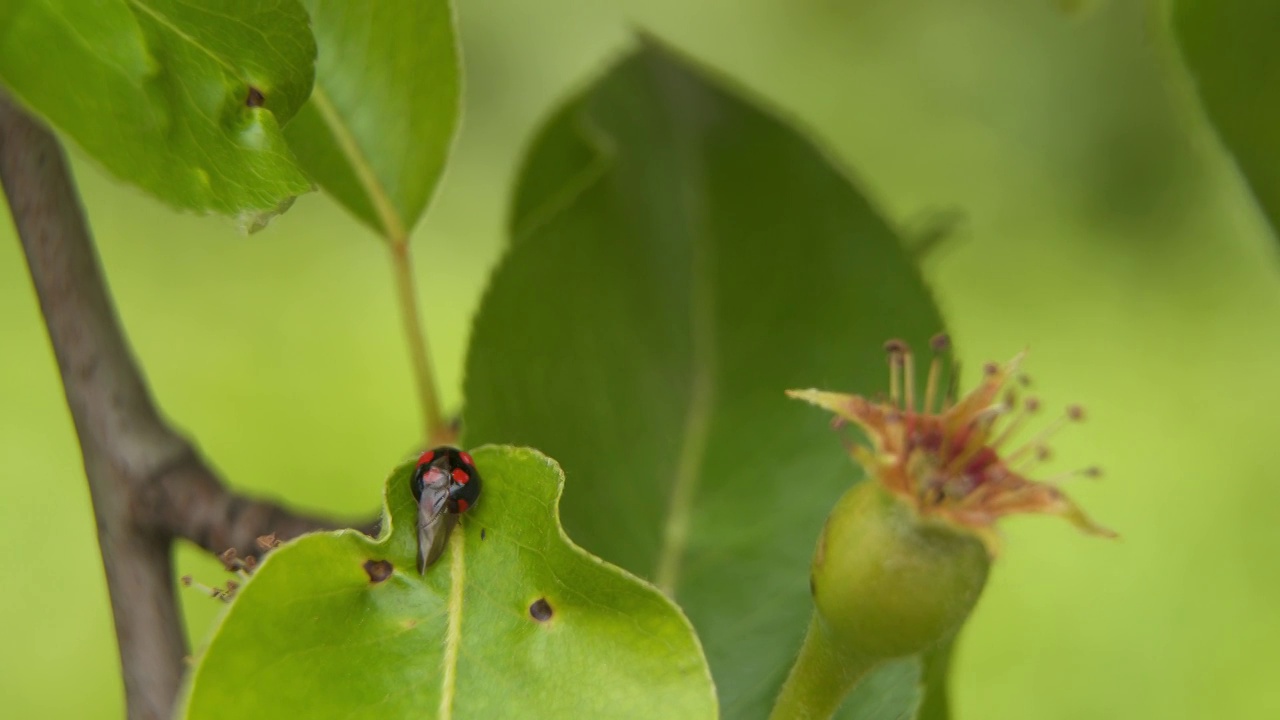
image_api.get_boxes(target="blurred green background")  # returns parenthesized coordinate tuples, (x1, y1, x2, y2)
(2, 0, 1278, 718)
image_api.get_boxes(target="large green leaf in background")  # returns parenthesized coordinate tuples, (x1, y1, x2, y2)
(1174, 0, 1280, 241)
(0, 0, 314, 216)
(284, 0, 459, 240)
(182, 446, 715, 719)
(464, 42, 952, 719)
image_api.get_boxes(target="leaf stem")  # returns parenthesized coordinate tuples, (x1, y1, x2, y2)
(769, 614, 879, 720)
(389, 240, 446, 444)
(311, 87, 445, 444)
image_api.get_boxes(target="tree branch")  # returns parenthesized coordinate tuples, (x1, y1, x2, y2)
(0, 92, 361, 719)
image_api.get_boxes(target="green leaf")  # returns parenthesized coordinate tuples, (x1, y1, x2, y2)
(182, 446, 716, 719)
(463, 40, 951, 719)
(844, 659, 922, 720)
(0, 0, 314, 216)
(1173, 0, 1280, 240)
(284, 0, 459, 240)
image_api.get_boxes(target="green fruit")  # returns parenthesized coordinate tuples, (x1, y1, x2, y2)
(811, 479, 991, 660)
(771, 480, 990, 720)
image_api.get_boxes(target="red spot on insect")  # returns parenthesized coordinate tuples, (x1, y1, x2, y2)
(456, 498, 470, 513)
(417, 450, 435, 467)
(459, 451, 474, 466)
(451, 468, 469, 484)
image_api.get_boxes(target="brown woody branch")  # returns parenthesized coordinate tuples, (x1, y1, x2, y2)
(0, 92, 365, 720)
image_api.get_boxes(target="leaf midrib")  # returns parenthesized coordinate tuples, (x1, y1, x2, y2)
(126, 0, 237, 77)
(649, 88, 717, 598)
(309, 85, 407, 242)
(437, 536, 466, 718)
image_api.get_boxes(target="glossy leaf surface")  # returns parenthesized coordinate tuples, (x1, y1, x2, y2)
(182, 446, 716, 719)
(284, 0, 459, 239)
(0, 0, 315, 216)
(464, 41, 951, 719)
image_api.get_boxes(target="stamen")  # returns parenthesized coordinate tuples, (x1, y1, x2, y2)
(903, 346, 917, 411)
(943, 360, 961, 411)
(1009, 444, 1050, 473)
(180, 575, 231, 601)
(1041, 466, 1103, 485)
(942, 419, 996, 476)
(924, 333, 950, 414)
(989, 396, 1041, 451)
(1005, 404, 1084, 464)
(885, 339, 907, 407)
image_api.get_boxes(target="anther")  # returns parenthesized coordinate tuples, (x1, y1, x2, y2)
(1043, 465, 1103, 485)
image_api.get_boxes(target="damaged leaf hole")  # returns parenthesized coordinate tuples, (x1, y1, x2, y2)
(363, 559, 394, 583)
(529, 597, 554, 622)
(245, 87, 265, 107)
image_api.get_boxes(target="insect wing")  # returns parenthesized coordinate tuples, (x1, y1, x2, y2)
(416, 480, 456, 573)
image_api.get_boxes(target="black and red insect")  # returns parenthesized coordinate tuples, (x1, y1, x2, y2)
(411, 447, 482, 573)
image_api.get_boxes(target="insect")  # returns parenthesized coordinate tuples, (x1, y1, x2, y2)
(411, 446, 482, 573)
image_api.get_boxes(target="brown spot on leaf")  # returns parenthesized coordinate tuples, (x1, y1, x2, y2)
(480, 529, 486, 540)
(529, 598, 553, 622)
(246, 87, 265, 107)
(363, 559, 393, 583)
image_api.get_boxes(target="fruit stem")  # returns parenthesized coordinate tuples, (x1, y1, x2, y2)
(769, 614, 879, 720)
